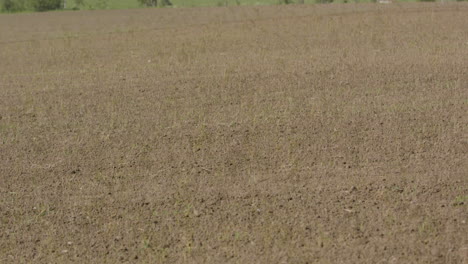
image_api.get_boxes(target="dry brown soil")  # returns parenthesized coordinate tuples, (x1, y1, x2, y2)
(1, 3, 467, 263)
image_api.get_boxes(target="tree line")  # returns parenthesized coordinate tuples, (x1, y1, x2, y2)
(2, 0, 458, 13)
(0, 0, 176, 12)
(1, 0, 63, 12)
(138, 0, 172, 6)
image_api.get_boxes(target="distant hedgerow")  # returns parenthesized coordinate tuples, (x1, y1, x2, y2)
(1, 0, 28, 12)
(32, 0, 62, 11)
(137, 0, 172, 7)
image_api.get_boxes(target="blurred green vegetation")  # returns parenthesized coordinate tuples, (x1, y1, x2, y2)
(1, 0, 464, 13)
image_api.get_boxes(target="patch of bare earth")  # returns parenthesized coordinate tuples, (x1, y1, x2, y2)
(0, 3, 467, 263)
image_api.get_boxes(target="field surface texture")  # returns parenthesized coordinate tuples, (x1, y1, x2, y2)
(1, 3, 468, 263)
(61, 0, 397, 10)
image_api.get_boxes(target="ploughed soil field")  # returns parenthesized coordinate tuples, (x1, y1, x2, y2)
(1, 3, 467, 263)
